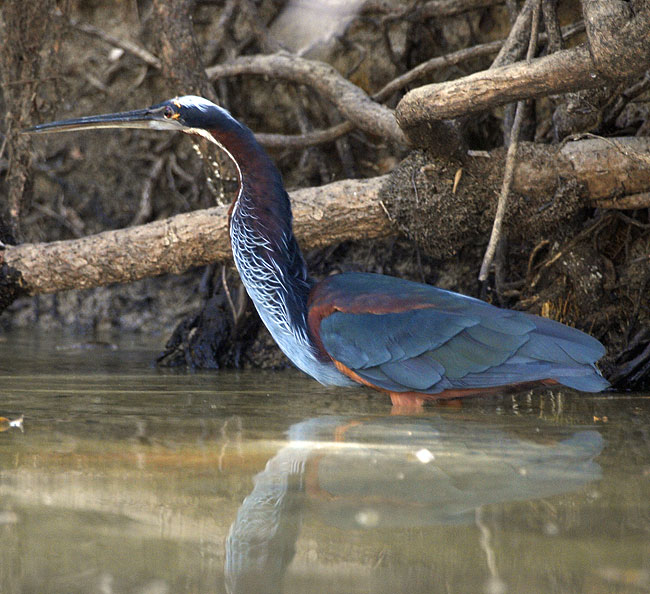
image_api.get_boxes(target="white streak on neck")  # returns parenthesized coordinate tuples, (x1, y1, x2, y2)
(183, 125, 351, 387)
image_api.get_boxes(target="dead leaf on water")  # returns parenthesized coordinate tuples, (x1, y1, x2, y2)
(0, 415, 24, 433)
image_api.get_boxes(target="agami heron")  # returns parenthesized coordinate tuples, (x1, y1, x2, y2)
(26, 96, 609, 407)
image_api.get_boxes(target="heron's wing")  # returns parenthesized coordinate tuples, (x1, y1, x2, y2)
(308, 272, 608, 394)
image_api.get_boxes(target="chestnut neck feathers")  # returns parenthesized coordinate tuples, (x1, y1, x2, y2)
(207, 113, 349, 386)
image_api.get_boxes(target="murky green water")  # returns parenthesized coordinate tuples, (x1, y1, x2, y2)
(0, 330, 648, 594)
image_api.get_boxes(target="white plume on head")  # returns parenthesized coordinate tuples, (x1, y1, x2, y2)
(174, 95, 237, 124)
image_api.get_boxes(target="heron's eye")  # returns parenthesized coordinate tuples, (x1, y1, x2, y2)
(163, 106, 174, 119)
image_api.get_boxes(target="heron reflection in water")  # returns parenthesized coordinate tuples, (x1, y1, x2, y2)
(224, 414, 603, 594)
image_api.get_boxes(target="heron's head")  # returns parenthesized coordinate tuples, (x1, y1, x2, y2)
(23, 95, 240, 136)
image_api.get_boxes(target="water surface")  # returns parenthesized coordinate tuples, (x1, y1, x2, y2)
(0, 331, 648, 594)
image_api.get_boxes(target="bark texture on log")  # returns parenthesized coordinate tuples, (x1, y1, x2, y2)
(515, 137, 650, 200)
(0, 176, 390, 297)
(396, 45, 599, 136)
(582, 0, 650, 80)
(0, 0, 63, 239)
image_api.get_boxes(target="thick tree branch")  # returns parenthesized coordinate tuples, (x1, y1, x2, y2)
(150, 0, 218, 101)
(1, 176, 390, 297)
(595, 193, 650, 210)
(0, 0, 62, 239)
(206, 52, 408, 145)
(254, 20, 583, 150)
(385, 137, 650, 263)
(397, 45, 598, 131)
(541, 0, 563, 54)
(517, 136, 650, 201)
(60, 12, 582, 150)
(396, 3, 650, 144)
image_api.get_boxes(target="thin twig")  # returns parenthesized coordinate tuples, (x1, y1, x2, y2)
(234, 283, 248, 329)
(541, 0, 563, 53)
(479, 0, 541, 282)
(604, 70, 650, 128)
(529, 214, 612, 289)
(420, 0, 505, 18)
(376, 39, 504, 100)
(615, 211, 650, 229)
(525, 239, 550, 282)
(68, 18, 162, 69)
(292, 87, 330, 182)
(478, 101, 526, 282)
(0, 130, 8, 163)
(221, 264, 238, 324)
(60, 12, 584, 152)
(491, 0, 535, 69)
(32, 203, 85, 238)
(131, 157, 165, 226)
(491, 0, 535, 146)
(62, 9, 583, 151)
(255, 121, 354, 149)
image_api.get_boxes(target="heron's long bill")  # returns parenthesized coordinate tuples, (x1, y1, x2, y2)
(23, 106, 181, 135)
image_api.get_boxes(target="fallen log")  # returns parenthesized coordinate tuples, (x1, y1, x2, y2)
(1, 136, 649, 311)
(0, 175, 390, 299)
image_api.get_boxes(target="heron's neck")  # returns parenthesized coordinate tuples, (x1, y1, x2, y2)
(203, 121, 354, 387)
(209, 124, 313, 342)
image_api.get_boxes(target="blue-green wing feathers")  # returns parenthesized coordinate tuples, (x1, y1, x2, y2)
(312, 273, 608, 394)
